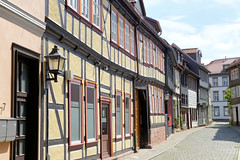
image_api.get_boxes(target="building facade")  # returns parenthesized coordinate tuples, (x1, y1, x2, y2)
(183, 48, 210, 126)
(0, 0, 45, 159)
(206, 58, 239, 121)
(226, 58, 240, 125)
(41, 0, 167, 159)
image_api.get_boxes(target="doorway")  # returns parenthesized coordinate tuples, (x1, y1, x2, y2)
(12, 45, 39, 160)
(101, 101, 111, 159)
(136, 89, 148, 148)
(236, 107, 239, 126)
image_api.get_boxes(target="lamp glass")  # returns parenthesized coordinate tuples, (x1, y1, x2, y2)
(48, 56, 60, 71)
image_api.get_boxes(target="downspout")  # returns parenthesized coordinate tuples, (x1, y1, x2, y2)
(133, 19, 141, 153)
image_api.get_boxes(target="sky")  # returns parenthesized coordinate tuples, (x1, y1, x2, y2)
(143, 0, 240, 65)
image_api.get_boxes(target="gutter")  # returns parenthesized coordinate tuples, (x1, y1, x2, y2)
(133, 19, 141, 153)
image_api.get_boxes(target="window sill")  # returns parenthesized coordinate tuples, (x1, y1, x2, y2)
(86, 140, 98, 147)
(69, 143, 84, 151)
(125, 135, 131, 139)
(115, 137, 122, 142)
(110, 41, 137, 60)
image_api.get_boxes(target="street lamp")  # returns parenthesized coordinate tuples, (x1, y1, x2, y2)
(45, 45, 66, 82)
(165, 93, 170, 101)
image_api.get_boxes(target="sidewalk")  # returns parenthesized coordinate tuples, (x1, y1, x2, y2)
(117, 126, 206, 160)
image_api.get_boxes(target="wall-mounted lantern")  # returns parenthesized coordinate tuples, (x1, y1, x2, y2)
(165, 93, 170, 101)
(45, 45, 66, 82)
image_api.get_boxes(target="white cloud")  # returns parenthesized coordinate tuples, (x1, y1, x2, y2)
(158, 18, 240, 65)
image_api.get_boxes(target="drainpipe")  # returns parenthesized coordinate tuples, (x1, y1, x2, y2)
(133, 20, 141, 153)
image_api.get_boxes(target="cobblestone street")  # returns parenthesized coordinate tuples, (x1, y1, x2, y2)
(153, 122, 240, 160)
(119, 122, 240, 160)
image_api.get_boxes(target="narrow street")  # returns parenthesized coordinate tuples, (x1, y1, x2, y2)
(119, 122, 240, 160)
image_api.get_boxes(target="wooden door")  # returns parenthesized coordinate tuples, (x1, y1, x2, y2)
(12, 50, 39, 160)
(135, 90, 140, 150)
(167, 96, 172, 127)
(102, 104, 110, 158)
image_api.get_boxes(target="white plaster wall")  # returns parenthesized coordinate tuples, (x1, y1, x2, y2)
(188, 90, 197, 108)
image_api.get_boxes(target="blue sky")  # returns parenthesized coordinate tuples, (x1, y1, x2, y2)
(143, 0, 240, 65)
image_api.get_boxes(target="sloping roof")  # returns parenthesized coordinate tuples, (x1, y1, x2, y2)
(144, 16, 162, 34)
(182, 48, 198, 54)
(226, 58, 240, 71)
(205, 57, 239, 74)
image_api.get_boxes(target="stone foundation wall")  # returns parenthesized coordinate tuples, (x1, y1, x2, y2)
(150, 126, 166, 146)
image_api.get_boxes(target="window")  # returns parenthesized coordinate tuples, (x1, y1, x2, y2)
(222, 77, 228, 86)
(224, 106, 229, 116)
(143, 39, 146, 63)
(86, 82, 97, 142)
(231, 68, 239, 80)
(69, 79, 83, 148)
(213, 78, 218, 87)
(93, 0, 100, 27)
(237, 85, 240, 97)
(161, 90, 164, 113)
(147, 41, 149, 64)
(67, 0, 102, 31)
(119, 17, 124, 48)
(223, 91, 227, 101)
(150, 43, 152, 65)
(231, 87, 236, 98)
(154, 88, 157, 114)
(111, 9, 117, 43)
(181, 94, 185, 105)
(130, 28, 135, 56)
(116, 91, 122, 138)
(213, 91, 219, 101)
(125, 23, 130, 52)
(191, 108, 197, 121)
(82, 0, 90, 20)
(148, 86, 153, 113)
(158, 90, 161, 113)
(214, 106, 220, 116)
(68, 0, 78, 12)
(186, 95, 188, 105)
(125, 94, 131, 137)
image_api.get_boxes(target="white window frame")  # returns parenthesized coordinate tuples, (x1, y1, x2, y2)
(125, 23, 130, 52)
(111, 9, 117, 43)
(82, 0, 90, 20)
(116, 92, 122, 138)
(68, 0, 78, 12)
(125, 94, 131, 136)
(93, 0, 100, 28)
(119, 17, 124, 48)
(150, 42, 153, 65)
(86, 85, 96, 142)
(130, 28, 134, 56)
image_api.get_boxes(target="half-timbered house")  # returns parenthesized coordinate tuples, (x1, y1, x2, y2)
(41, 0, 167, 159)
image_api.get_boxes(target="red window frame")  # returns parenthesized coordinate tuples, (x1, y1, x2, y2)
(66, 0, 103, 34)
(115, 90, 123, 141)
(68, 78, 84, 150)
(118, 15, 125, 49)
(124, 93, 131, 139)
(130, 27, 135, 57)
(125, 22, 130, 53)
(110, 5, 136, 60)
(154, 87, 158, 114)
(111, 7, 118, 44)
(148, 85, 153, 114)
(85, 80, 98, 147)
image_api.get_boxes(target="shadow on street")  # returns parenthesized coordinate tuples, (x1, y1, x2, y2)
(207, 122, 240, 143)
